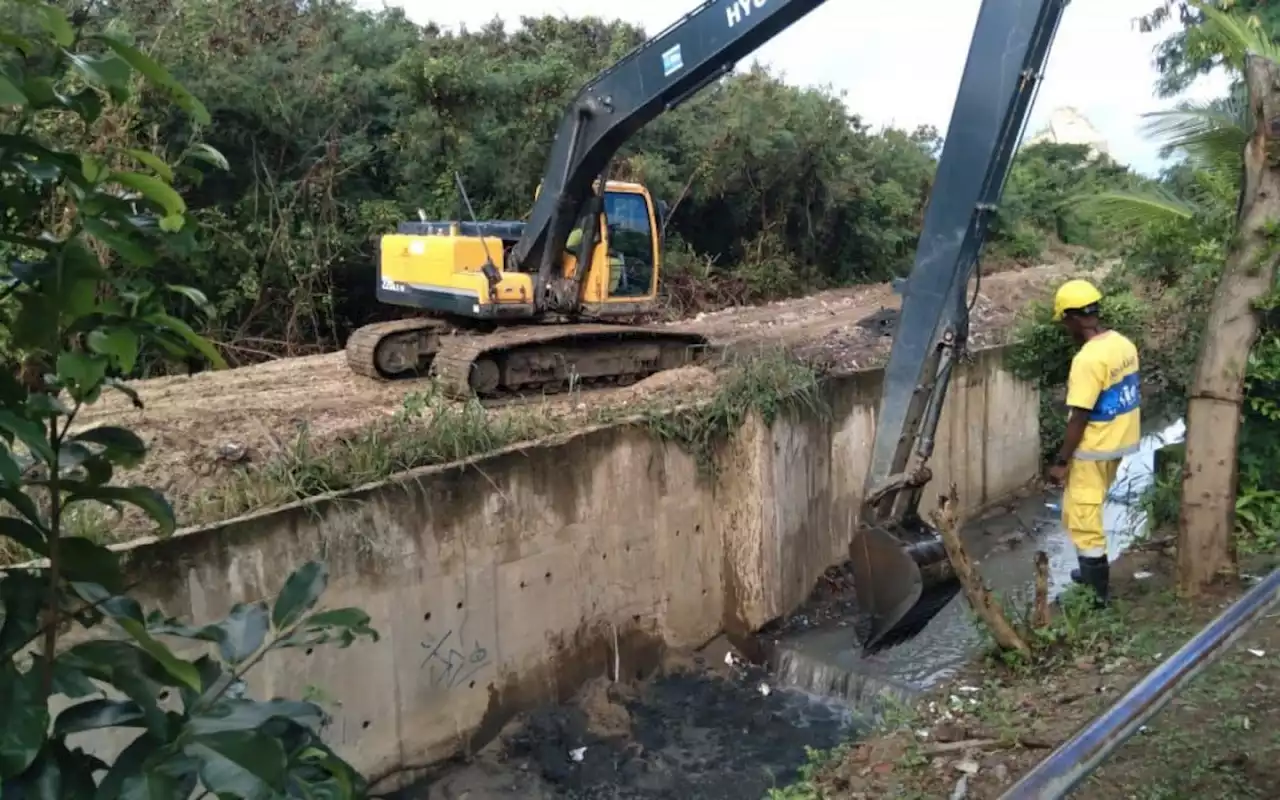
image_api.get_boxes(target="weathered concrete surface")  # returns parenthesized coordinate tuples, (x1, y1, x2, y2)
(96, 346, 1038, 789)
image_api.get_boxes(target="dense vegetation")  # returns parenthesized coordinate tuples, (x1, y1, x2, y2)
(1008, 0, 1280, 552)
(3, 0, 1149, 375)
(0, 3, 377, 796)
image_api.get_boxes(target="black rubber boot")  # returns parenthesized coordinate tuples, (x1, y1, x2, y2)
(1071, 556, 1110, 608)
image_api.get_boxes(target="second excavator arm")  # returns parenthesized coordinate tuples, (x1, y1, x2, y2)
(852, 0, 1070, 652)
(506, 0, 834, 310)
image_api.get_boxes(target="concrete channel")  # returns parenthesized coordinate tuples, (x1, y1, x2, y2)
(402, 422, 1182, 798)
(65, 346, 1067, 791)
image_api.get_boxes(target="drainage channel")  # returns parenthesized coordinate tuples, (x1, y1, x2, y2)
(765, 420, 1183, 706)
(400, 422, 1182, 800)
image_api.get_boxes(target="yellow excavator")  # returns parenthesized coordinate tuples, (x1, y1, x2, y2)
(347, 0, 1068, 652)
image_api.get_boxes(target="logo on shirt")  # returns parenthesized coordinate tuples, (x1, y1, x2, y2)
(1091, 372, 1140, 423)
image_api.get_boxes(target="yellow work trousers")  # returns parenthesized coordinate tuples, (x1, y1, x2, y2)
(1062, 458, 1120, 558)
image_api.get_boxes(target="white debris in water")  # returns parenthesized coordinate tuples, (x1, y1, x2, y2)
(954, 759, 979, 775)
(1133, 570, 1153, 580)
(916, 729, 930, 739)
(1045, 502, 1060, 511)
(956, 685, 980, 694)
(1249, 649, 1266, 658)
(724, 652, 737, 666)
(569, 747, 587, 763)
(758, 682, 771, 696)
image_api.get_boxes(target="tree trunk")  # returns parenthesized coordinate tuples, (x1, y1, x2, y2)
(1031, 550, 1051, 630)
(930, 485, 1030, 656)
(1177, 54, 1280, 595)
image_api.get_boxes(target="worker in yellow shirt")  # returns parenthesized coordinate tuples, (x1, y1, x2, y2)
(1046, 279, 1141, 608)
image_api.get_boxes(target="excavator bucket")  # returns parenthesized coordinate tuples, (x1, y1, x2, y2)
(849, 526, 961, 654)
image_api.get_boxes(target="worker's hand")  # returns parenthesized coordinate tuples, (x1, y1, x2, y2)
(1047, 462, 1068, 487)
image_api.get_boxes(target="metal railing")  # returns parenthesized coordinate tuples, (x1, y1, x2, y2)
(999, 567, 1280, 799)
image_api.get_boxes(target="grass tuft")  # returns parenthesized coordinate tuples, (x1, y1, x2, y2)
(642, 349, 826, 477)
(185, 382, 563, 525)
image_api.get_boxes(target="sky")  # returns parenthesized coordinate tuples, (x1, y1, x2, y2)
(365, 0, 1232, 176)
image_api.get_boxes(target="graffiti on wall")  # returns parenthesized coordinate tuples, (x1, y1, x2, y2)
(419, 628, 491, 690)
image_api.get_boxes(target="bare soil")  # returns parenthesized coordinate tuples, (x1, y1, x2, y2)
(71, 258, 1097, 526)
(803, 548, 1280, 799)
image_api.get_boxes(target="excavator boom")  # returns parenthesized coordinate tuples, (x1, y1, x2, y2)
(509, 0, 833, 302)
(852, 0, 1069, 653)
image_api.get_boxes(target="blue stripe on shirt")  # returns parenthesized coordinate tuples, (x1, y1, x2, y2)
(1089, 371, 1140, 423)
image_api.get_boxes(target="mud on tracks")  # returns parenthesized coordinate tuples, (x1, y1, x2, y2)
(71, 259, 1097, 529)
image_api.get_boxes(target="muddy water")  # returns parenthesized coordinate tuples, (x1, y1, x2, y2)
(400, 422, 1183, 800)
(399, 658, 862, 799)
(767, 420, 1186, 708)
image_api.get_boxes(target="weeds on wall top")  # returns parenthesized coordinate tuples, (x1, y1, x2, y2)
(643, 350, 826, 477)
(1, 4, 375, 795)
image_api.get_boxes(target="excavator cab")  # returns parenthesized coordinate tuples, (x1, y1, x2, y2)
(562, 182, 663, 307)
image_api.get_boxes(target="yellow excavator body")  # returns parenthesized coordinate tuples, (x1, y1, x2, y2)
(375, 180, 660, 316)
(345, 180, 710, 396)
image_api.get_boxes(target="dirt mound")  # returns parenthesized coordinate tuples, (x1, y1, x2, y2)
(69, 257, 1100, 532)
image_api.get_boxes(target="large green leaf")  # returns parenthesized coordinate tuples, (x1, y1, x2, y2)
(110, 171, 186, 217)
(186, 699, 326, 736)
(0, 409, 55, 466)
(271, 561, 329, 630)
(144, 312, 227, 369)
(0, 486, 44, 530)
(0, 444, 23, 484)
(115, 617, 201, 692)
(56, 351, 109, 399)
(4, 739, 103, 800)
(0, 662, 49, 780)
(96, 36, 211, 126)
(70, 425, 148, 466)
(81, 218, 157, 268)
(28, 654, 100, 699)
(124, 148, 174, 182)
(0, 72, 27, 106)
(0, 32, 35, 56)
(0, 516, 47, 555)
(0, 572, 44, 658)
(64, 52, 132, 93)
(277, 607, 380, 650)
(54, 699, 148, 736)
(32, 3, 75, 47)
(185, 732, 287, 798)
(93, 733, 198, 800)
(64, 484, 176, 534)
(59, 536, 124, 590)
(216, 602, 270, 665)
(59, 640, 176, 735)
(181, 143, 229, 171)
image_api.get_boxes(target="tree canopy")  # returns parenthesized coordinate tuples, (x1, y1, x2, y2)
(6, 0, 1146, 373)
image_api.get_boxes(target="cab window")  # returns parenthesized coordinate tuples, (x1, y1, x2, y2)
(603, 192, 655, 298)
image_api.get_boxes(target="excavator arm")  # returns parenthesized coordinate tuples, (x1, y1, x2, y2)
(507, 0, 835, 310)
(851, 0, 1070, 653)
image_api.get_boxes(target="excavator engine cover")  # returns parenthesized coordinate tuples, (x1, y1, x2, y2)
(849, 524, 960, 654)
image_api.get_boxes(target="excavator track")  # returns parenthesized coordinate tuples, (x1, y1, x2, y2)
(345, 317, 454, 380)
(430, 323, 712, 400)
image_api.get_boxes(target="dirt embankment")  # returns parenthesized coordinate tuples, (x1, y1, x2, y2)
(795, 549, 1280, 799)
(70, 259, 1096, 527)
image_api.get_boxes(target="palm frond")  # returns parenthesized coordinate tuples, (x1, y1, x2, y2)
(1140, 98, 1249, 175)
(1193, 1, 1280, 66)
(1065, 188, 1199, 236)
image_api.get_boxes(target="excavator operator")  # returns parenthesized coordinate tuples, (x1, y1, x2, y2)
(1047, 279, 1141, 608)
